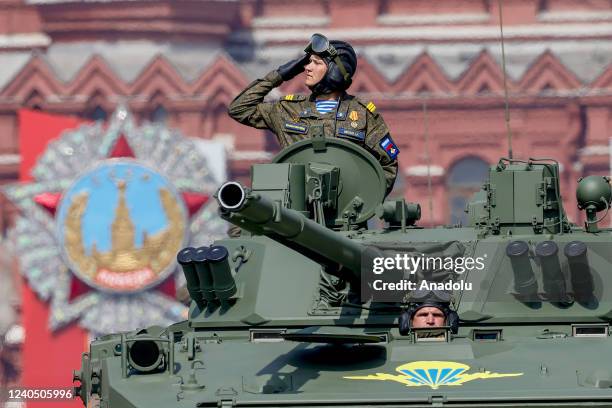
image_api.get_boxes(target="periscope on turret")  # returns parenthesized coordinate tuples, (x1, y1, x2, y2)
(74, 136, 612, 407)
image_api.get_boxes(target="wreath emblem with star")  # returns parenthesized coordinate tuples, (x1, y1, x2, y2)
(3, 106, 227, 335)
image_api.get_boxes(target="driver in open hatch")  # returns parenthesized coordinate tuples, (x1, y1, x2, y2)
(400, 290, 459, 335)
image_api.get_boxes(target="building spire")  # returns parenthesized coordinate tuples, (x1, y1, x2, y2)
(111, 180, 136, 253)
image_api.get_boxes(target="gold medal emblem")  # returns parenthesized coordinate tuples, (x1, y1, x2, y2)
(349, 110, 359, 121)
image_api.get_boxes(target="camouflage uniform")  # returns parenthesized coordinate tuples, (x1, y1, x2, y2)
(228, 70, 398, 194)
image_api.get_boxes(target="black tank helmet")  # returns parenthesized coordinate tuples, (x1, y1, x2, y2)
(399, 289, 459, 335)
(305, 34, 357, 96)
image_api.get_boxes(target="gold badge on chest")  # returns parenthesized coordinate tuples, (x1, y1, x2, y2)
(349, 110, 359, 121)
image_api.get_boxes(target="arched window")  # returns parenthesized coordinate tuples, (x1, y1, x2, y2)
(538, 0, 548, 12)
(25, 89, 43, 110)
(89, 106, 107, 122)
(447, 157, 490, 225)
(151, 105, 168, 124)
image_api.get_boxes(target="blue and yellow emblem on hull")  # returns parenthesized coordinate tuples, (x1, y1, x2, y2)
(345, 361, 522, 390)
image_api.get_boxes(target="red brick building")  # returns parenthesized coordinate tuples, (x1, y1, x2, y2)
(0, 0, 611, 229)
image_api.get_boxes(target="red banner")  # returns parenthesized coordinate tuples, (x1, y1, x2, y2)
(18, 109, 88, 408)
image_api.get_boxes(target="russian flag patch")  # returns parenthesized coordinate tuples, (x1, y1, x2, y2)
(379, 134, 399, 160)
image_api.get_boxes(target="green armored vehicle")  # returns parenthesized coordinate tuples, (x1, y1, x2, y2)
(74, 136, 612, 407)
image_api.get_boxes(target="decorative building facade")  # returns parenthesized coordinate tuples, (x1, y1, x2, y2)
(0, 0, 611, 229)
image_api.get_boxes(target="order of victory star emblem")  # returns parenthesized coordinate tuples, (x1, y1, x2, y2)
(4, 106, 227, 335)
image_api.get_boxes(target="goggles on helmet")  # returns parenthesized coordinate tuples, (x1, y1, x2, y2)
(304, 33, 351, 82)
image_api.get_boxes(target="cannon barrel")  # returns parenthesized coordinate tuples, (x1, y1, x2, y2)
(217, 182, 365, 278)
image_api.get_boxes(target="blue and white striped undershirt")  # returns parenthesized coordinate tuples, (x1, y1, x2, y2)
(315, 100, 339, 114)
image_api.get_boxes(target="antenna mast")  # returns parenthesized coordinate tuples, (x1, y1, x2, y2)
(422, 99, 433, 225)
(497, 0, 514, 159)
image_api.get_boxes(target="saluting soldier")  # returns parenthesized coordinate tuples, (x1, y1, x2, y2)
(228, 33, 399, 195)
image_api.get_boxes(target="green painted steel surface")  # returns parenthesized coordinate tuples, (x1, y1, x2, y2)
(74, 144, 612, 408)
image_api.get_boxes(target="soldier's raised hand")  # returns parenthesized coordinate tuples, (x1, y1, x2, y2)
(277, 54, 311, 82)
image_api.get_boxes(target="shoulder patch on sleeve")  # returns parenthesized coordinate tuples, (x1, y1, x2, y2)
(379, 134, 399, 160)
(283, 94, 306, 102)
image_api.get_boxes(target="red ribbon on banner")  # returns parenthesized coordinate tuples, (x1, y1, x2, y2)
(18, 109, 88, 408)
